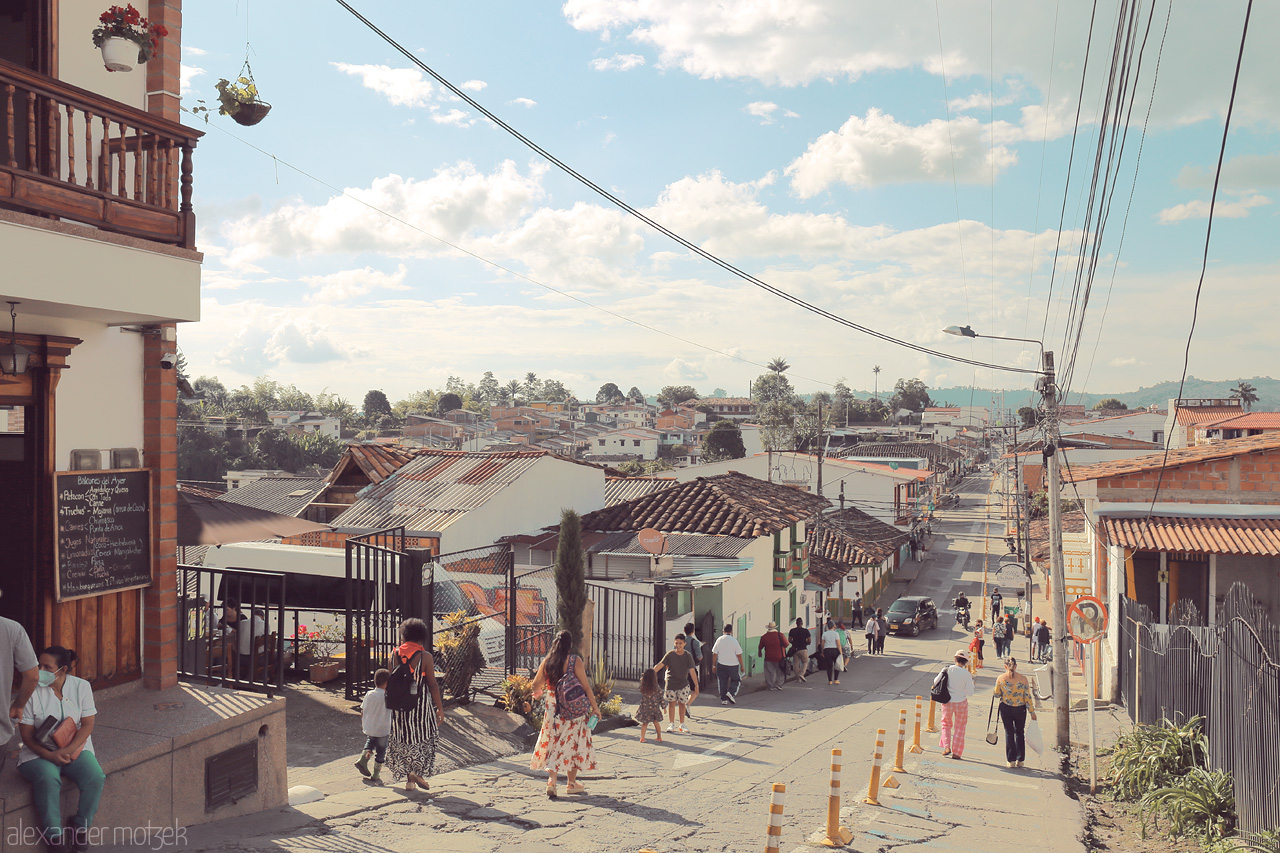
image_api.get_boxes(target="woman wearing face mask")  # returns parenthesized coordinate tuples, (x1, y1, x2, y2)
(17, 646, 105, 853)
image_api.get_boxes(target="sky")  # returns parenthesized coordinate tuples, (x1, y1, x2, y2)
(177, 1, 1280, 408)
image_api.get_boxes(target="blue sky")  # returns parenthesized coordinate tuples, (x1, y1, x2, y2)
(178, 1, 1279, 406)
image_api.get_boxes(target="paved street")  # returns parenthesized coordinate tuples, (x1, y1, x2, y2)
(110, 474, 1085, 853)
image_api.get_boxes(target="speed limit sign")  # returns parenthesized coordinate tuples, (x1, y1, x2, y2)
(1067, 596, 1109, 644)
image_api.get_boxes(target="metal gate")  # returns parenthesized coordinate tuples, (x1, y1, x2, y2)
(586, 581, 657, 682)
(345, 526, 429, 701)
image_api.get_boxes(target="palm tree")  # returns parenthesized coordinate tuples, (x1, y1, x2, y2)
(524, 372, 540, 400)
(767, 356, 790, 374)
(873, 365, 881, 401)
(505, 379, 524, 406)
(1230, 381, 1259, 411)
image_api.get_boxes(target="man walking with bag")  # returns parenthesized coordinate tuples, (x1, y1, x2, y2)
(936, 649, 975, 760)
(787, 618, 811, 682)
(757, 622, 789, 690)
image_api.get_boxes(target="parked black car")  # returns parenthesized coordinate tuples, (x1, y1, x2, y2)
(885, 596, 939, 636)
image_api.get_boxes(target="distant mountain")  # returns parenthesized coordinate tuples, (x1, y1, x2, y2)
(924, 376, 1280, 413)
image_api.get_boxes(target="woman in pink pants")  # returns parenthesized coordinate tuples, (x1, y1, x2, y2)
(939, 649, 976, 759)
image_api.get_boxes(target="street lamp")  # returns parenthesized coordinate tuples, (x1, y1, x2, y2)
(944, 323, 1069, 749)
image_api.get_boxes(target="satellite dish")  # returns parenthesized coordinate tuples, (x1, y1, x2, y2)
(637, 528, 667, 555)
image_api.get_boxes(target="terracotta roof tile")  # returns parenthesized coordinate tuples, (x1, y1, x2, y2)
(1064, 432, 1280, 483)
(834, 442, 963, 462)
(1028, 511, 1090, 562)
(579, 471, 829, 538)
(1100, 515, 1280, 556)
(1174, 405, 1243, 426)
(807, 507, 911, 586)
(1199, 412, 1280, 430)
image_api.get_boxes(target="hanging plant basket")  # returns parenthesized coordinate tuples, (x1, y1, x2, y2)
(99, 37, 139, 72)
(231, 101, 272, 126)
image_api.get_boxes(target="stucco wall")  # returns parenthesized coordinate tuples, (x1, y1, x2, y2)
(59, 0, 148, 107)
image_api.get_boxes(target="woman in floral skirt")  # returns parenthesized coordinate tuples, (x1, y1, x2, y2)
(384, 618, 445, 794)
(530, 630, 601, 798)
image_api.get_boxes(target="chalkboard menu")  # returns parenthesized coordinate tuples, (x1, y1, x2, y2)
(55, 469, 153, 601)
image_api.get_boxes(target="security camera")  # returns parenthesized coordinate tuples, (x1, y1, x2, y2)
(160, 352, 177, 370)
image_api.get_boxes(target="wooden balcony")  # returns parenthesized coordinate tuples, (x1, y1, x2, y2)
(1, 59, 201, 248)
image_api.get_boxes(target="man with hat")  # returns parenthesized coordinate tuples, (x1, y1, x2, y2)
(938, 648, 976, 760)
(757, 621, 790, 691)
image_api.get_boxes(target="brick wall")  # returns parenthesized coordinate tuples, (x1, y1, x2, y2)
(1098, 450, 1280, 503)
(142, 325, 179, 689)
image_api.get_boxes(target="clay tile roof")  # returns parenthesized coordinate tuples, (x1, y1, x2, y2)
(807, 507, 911, 586)
(1174, 405, 1243, 426)
(1200, 412, 1280, 430)
(1028, 511, 1090, 562)
(345, 443, 424, 484)
(579, 471, 829, 538)
(1063, 432, 1280, 483)
(1100, 515, 1280, 556)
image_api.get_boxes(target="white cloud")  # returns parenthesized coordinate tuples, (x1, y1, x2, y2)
(746, 101, 779, 123)
(183, 46, 207, 57)
(1109, 356, 1138, 367)
(333, 62, 435, 107)
(213, 310, 361, 373)
(510, 97, 537, 108)
(663, 358, 708, 383)
(460, 79, 487, 91)
(785, 108, 1018, 196)
(590, 53, 646, 72)
(302, 265, 411, 304)
(433, 109, 476, 127)
(180, 63, 204, 97)
(1157, 193, 1270, 224)
(1177, 155, 1280, 191)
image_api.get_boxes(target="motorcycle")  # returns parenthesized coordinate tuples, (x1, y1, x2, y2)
(954, 604, 971, 630)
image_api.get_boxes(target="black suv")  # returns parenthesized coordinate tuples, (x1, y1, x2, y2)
(885, 596, 939, 636)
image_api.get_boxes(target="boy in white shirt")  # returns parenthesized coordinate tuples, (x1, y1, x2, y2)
(355, 669, 392, 783)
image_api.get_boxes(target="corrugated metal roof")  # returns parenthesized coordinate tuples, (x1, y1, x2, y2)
(833, 442, 963, 462)
(216, 477, 326, 517)
(329, 450, 548, 534)
(605, 476, 678, 506)
(588, 531, 754, 557)
(1064, 432, 1280, 482)
(1101, 515, 1280, 556)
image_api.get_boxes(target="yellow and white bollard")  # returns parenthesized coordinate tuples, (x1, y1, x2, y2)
(926, 697, 939, 733)
(910, 696, 924, 753)
(891, 708, 908, 772)
(821, 749, 854, 847)
(765, 782, 786, 852)
(864, 729, 886, 805)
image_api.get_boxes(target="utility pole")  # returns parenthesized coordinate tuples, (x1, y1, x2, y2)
(815, 398, 831, 618)
(1042, 350, 1071, 751)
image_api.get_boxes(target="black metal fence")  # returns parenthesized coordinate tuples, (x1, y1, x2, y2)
(177, 564, 286, 696)
(1118, 583, 1280, 834)
(586, 581, 657, 681)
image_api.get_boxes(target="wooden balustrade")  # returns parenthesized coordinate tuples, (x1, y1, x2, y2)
(0, 58, 202, 248)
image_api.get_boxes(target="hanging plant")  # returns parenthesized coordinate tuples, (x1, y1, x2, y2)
(190, 64, 272, 127)
(91, 4, 168, 72)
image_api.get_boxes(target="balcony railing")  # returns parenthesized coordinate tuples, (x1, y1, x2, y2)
(1, 59, 201, 248)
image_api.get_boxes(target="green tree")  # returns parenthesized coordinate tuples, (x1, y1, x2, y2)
(476, 371, 501, 405)
(437, 392, 463, 415)
(393, 390, 437, 419)
(363, 389, 392, 420)
(504, 379, 524, 406)
(758, 400, 798, 452)
(626, 386, 645, 404)
(596, 382, 622, 403)
(1229, 381, 1259, 411)
(524, 372, 541, 400)
(702, 420, 746, 461)
(872, 365, 882, 401)
(541, 379, 571, 402)
(767, 356, 791, 374)
(1093, 398, 1128, 411)
(555, 509, 588, 649)
(889, 378, 932, 413)
(1019, 406, 1038, 429)
(751, 371, 793, 405)
(831, 380, 854, 426)
(657, 385, 699, 409)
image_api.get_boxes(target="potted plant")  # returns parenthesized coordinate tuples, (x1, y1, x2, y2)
(91, 4, 167, 73)
(208, 76, 272, 126)
(299, 622, 345, 684)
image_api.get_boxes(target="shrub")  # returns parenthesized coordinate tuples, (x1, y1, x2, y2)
(1141, 767, 1236, 841)
(435, 610, 485, 700)
(1105, 715, 1208, 801)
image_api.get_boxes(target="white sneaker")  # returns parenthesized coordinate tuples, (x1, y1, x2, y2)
(666, 723, 677, 732)
(721, 699, 728, 705)
(677, 724, 688, 733)
(726, 694, 737, 705)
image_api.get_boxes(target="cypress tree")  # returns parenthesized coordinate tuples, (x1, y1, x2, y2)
(555, 509, 587, 648)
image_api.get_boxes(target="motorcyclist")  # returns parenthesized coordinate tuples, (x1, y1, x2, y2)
(953, 593, 971, 629)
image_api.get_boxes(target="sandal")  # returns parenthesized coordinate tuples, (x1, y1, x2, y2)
(566, 783, 586, 795)
(546, 783, 558, 799)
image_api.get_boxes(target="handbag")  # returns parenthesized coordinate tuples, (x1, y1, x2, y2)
(833, 651, 845, 672)
(52, 716, 84, 761)
(930, 667, 951, 704)
(985, 697, 1000, 745)
(555, 655, 591, 719)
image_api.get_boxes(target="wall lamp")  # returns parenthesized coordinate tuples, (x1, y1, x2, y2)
(0, 302, 32, 376)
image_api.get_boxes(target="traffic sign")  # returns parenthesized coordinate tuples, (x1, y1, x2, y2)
(1067, 595, 1108, 644)
(994, 562, 1029, 586)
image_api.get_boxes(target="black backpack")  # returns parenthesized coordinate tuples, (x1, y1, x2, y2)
(384, 652, 419, 712)
(930, 666, 951, 704)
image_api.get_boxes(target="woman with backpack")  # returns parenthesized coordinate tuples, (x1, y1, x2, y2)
(531, 630, 602, 799)
(384, 618, 445, 794)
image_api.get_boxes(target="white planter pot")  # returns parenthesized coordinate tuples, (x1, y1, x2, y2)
(100, 37, 138, 73)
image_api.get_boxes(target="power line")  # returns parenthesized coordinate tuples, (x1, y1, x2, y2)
(1145, 0, 1255, 520)
(332, 0, 1040, 377)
